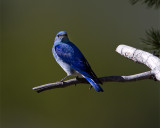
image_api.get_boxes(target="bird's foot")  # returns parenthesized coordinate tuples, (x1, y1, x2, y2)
(76, 76, 80, 80)
(60, 80, 65, 85)
(89, 86, 92, 90)
(60, 75, 70, 82)
(151, 75, 158, 81)
(75, 76, 80, 86)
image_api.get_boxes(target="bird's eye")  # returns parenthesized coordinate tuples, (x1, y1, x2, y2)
(57, 35, 60, 37)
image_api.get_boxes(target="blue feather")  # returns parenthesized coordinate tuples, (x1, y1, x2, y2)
(84, 76, 103, 92)
(55, 42, 97, 78)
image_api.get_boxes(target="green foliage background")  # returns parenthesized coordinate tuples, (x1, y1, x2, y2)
(141, 28, 160, 55)
(1, 0, 160, 128)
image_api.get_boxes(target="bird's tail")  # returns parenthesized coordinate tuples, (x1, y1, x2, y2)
(84, 76, 103, 92)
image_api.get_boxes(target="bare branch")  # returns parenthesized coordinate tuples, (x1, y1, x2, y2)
(33, 71, 154, 93)
(32, 45, 160, 93)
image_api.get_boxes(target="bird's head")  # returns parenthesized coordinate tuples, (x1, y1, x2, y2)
(55, 31, 69, 42)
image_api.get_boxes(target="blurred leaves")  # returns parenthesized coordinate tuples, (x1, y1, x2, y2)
(130, 0, 160, 56)
(130, 0, 160, 9)
(141, 28, 160, 56)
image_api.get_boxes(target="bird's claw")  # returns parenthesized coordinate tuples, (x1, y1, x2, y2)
(75, 76, 80, 86)
(151, 75, 158, 81)
(76, 76, 80, 80)
(60, 81, 65, 84)
(89, 86, 92, 90)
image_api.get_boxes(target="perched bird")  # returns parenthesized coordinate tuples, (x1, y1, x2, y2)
(52, 31, 103, 92)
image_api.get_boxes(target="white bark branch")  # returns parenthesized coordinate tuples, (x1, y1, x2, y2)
(116, 45, 160, 80)
(33, 45, 160, 93)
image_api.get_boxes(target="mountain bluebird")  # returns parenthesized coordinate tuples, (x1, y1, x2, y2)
(52, 31, 103, 92)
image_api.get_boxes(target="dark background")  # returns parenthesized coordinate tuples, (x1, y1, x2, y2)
(1, 0, 160, 128)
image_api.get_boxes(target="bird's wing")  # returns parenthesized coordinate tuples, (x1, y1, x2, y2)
(55, 43, 101, 82)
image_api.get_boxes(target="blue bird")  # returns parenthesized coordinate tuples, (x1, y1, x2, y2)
(52, 31, 103, 92)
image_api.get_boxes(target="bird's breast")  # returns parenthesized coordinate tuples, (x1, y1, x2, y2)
(53, 45, 81, 76)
